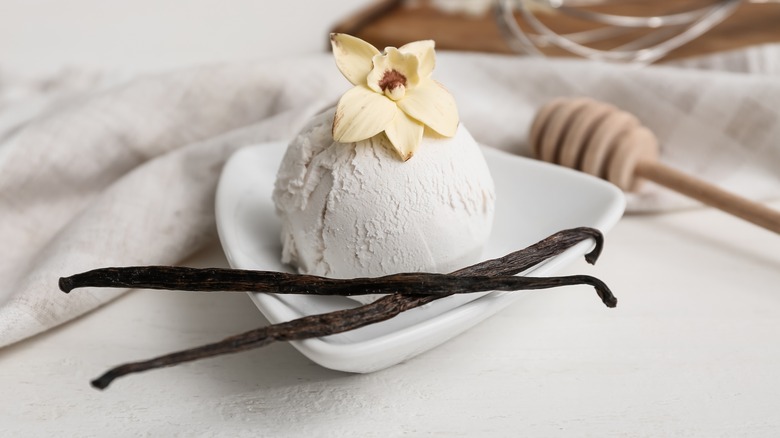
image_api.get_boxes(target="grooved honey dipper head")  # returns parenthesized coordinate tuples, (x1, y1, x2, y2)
(530, 97, 659, 191)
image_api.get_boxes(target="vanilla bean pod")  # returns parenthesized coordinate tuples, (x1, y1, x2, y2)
(61, 227, 604, 294)
(62, 268, 612, 302)
(66, 227, 610, 389)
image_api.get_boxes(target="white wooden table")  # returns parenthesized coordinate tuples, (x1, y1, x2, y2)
(3, 1, 780, 436)
(4, 203, 780, 437)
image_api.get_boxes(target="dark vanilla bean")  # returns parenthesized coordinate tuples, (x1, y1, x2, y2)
(61, 227, 604, 295)
(61, 269, 613, 304)
(66, 227, 612, 390)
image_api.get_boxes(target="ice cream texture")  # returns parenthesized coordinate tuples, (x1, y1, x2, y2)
(272, 109, 496, 290)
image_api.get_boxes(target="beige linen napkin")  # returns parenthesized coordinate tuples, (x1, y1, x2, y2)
(1, 47, 779, 348)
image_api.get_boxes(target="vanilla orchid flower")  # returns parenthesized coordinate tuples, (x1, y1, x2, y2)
(330, 33, 459, 161)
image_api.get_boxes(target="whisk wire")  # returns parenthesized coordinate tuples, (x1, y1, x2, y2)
(496, 0, 745, 63)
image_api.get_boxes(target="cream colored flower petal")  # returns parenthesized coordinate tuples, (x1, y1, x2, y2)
(384, 107, 424, 161)
(333, 86, 396, 142)
(399, 40, 435, 78)
(367, 48, 420, 93)
(397, 79, 458, 137)
(330, 33, 380, 86)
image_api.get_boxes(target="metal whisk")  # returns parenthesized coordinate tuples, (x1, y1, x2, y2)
(495, 0, 777, 64)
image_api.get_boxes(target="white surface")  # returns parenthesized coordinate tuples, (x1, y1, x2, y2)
(0, 0, 372, 75)
(215, 142, 624, 373)
(4, 203, 780, 437)
(4, 1, 780, 437)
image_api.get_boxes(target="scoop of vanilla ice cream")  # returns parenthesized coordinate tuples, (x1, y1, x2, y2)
(273, 109, 495, 300)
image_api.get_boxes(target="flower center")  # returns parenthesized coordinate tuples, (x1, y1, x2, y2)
(379, 69, 407, 101)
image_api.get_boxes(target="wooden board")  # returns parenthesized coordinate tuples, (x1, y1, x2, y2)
(333, 0, 780, 62)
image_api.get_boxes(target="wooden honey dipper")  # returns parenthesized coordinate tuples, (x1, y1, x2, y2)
(530, 97, 780, 234)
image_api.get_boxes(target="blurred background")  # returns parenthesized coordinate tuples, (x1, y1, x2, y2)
(0, 0, 372, 75)
(4, 0, 779, 75)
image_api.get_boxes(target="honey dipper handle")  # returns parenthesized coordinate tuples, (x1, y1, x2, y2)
(635, 161, 780, 234)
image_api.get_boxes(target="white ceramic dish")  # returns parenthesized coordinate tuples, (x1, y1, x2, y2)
(215, 142, 625, 373)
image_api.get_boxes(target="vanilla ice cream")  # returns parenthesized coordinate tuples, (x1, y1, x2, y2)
(273, 109, 495, 298)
